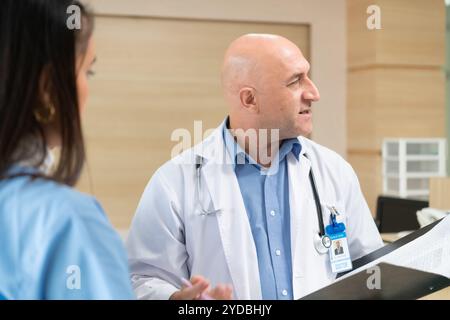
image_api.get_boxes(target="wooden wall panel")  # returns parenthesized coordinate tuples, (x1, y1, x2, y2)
(375, 0, 445, 67)
(348, 153, 382, 215)
(375, 69, 445, 143)
(347, 0, 445, 214)
(348, 69, 445, 151)
(76, 16, 309, 229)
(347, 0, 377, 68)
(347, 70, 377, 150)
(348, 0, 445, 69)
(430, 177, 450, 210)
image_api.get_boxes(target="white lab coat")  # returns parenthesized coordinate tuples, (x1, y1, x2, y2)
(126, 121, 383, 300)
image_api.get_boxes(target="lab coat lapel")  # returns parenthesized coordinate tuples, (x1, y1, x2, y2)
(288, 150, 310, 296)
(288, 141, 336, 298)
(197, 126, 262, 300)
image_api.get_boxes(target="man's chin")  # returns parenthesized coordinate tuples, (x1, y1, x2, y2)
(293, 117, 312, 136)
(294, 125, 312, 138)
(280, 129, 311, 140)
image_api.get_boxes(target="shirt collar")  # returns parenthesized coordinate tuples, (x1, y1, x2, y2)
(223, 118, 254, 169)
(222, 117, 301, 170)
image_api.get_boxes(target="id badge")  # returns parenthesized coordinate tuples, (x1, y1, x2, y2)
(325, 209, 353, 273)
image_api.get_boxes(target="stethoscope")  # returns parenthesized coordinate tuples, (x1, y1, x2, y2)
(194, 154, 333, 254)
(195, 156, 222, 216)
(308, 167, 332, 254)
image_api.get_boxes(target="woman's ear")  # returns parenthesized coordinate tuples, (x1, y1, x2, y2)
(239, 87, 258, 113)
(38, 66, 52, 105)
(35, 66, 57, 126)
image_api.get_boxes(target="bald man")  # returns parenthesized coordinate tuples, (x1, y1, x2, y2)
(126, 34, 383, 300)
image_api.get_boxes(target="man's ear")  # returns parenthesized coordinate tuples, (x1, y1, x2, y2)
(239, 87, 258, 113)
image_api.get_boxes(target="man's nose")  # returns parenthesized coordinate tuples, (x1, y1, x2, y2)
(302, 78, 320, 102)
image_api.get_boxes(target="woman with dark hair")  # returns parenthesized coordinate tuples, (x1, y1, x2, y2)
(0, 0, 134, 299)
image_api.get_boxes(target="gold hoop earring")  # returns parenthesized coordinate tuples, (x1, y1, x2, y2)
(34, 103, 55, 124)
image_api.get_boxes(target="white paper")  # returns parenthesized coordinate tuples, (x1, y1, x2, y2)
(340, 215, 450, 280)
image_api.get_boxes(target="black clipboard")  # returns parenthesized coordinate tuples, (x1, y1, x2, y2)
(300, 219, 450, 300)
(301, 262, 450, 300)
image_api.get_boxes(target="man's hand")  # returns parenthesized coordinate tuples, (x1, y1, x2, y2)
(169, 275, 233, 300)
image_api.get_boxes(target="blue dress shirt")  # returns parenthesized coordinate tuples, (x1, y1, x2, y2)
(223, 119, 301, 300)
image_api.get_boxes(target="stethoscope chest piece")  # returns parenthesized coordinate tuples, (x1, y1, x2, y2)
(314, 233, 331, 254)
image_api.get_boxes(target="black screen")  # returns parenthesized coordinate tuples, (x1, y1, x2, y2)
(376, 196, 429, 233)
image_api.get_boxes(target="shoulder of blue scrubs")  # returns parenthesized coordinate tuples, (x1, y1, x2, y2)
(0, 174, 134, 300)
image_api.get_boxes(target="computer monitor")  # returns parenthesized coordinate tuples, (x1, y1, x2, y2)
(376, 196, 429, 233)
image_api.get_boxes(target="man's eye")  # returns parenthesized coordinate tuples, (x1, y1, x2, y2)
(87, 70, 96, 78)
(289, 78, 300, 86)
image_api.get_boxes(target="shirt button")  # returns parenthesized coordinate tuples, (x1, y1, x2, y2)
(282, 290, 288, 296)
(270, 210, 276, 216)
(275, 249, 281, 256)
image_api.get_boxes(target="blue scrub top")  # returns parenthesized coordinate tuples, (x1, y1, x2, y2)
(0, 167, 134, 299)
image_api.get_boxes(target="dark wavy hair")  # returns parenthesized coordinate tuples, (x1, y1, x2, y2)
(0, 0, 94, 186)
